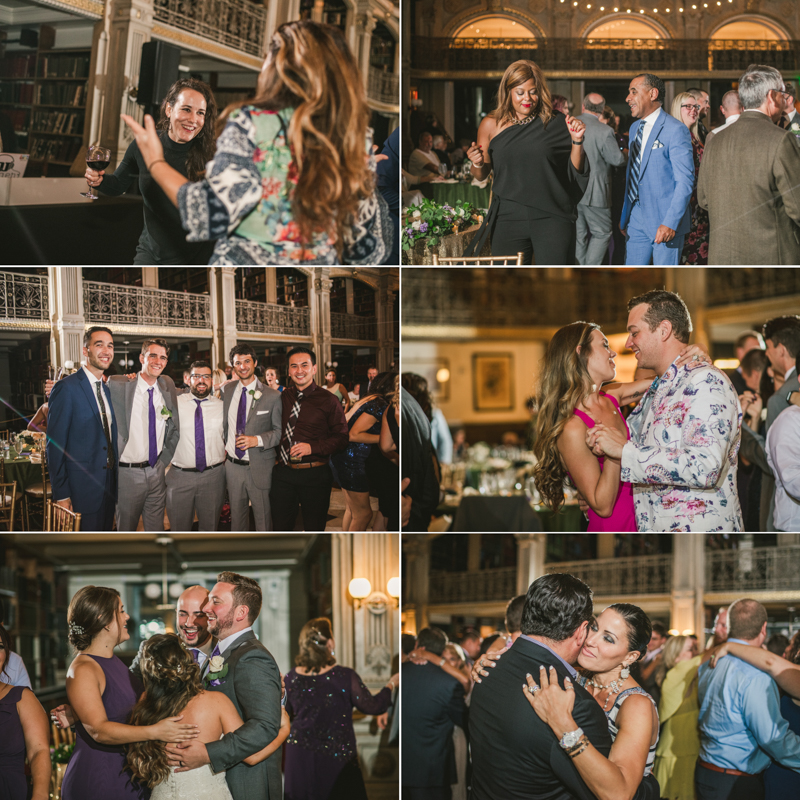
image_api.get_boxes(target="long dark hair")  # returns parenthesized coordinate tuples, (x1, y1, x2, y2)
(156, 78, 218, 182)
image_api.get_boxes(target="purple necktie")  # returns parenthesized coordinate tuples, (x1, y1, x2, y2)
(148, 387, 157, 468)
(194, 399, 207, 472)
(190, 648, 201, 664)
(234, 388, 247, 459)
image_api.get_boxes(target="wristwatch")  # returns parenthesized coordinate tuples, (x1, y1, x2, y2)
(559, 727, 584, 750)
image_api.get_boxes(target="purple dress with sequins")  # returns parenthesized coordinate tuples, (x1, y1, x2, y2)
(284, 665, 392, 800)
(61, 654, 149, 800)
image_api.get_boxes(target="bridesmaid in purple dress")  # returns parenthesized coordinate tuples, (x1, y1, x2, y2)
(59, 587, 199, 800)
(284, 617, 398, 800)
(0, 625, 50, 800)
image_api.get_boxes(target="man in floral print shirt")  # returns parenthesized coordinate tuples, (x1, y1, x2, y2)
(590, 290, 743, 532)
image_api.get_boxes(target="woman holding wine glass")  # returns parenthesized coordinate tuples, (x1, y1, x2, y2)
(119, 21, 391, 265)
(84, 77, 217, 265)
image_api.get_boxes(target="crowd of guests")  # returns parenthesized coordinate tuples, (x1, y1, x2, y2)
(43, 326, 399, 531)
(406, 61, 800, 265)
(401, 575, 800, 800)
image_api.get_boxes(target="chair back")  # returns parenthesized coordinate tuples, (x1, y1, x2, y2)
(0, 430, 8, 442)
(47, 499, 81, 532)
(432, 252, 525, 265)
(0, 482, 17, 531)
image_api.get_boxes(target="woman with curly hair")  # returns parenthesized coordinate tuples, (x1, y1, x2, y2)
(284, 618, 398, 800)
(121, 21, 390, 265)
(532, 322, 707, 531)
(86, 78, 217, 265)
(127, 634, 290, 799)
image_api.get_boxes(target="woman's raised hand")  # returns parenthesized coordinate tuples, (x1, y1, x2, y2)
(709, 643, 730, 668)
(152, 715, 200, 742)
(466, 141, 484, 167)
(565, 115, 586, 141)
(120, 113, 164, 171)
(471, 645, 508, 684)
(676, 342, 712, 368)
(522, 665, 575, 728)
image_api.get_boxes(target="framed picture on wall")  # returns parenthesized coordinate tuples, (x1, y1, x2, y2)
(472, 353, 514, 411)
(403, 357, 451, 403)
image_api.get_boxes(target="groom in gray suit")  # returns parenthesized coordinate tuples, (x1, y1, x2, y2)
(223, 344, 282, 531)
(167, 571, 283, 800)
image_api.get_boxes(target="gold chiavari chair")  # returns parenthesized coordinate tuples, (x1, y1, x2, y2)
(431, 252, 525, 265)
(46, 498, 82, 532)
(24, 448, 52, 531)
(0, 481, 16, 531)
(0, 430, 9, 442)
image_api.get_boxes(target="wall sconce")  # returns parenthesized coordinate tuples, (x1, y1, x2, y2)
(349, 577, 400, 614)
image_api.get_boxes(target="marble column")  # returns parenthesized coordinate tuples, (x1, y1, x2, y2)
(515, 533, 546, 596)
(376, 274, 396, 371)
(265, 268, 278, 305)
(353, 7, 377, 94)
(402, 534, 431, 631)
(209, 267, 238, 369)
(141, 267, 158, 288)
(312, 271, 333, 368)
(48, 268, 85, 367)
(671, 532, 705, 638)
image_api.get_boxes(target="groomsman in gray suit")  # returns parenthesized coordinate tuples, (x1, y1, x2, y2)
(166, 360, 227, 531)
(166, 572, 283, 800)
(108, 338, 180, 531)
(223, 344, 282, 531)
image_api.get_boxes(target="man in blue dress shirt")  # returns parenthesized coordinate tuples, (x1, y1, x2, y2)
(696, 598, 800, 799)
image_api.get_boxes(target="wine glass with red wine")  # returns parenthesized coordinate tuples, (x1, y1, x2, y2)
(80, 144, 111, 200)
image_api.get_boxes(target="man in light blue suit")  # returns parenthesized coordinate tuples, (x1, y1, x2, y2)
(620, 73, 694, 265)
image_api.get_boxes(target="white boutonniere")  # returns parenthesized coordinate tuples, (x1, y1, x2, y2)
(791, 122, 800, 137)
(249, 389, 263, 401)
(205, 653, 229, 687)
(209, 655, 225, 672)
(160, 407, 172, 419)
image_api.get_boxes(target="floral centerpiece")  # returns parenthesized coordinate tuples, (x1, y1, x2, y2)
(401, 198, 482, 253)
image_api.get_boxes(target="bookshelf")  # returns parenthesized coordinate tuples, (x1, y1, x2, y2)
(9, 332, 49, 417)
(0, 53, 36, 152)
(276, 268, 309, 307)
(158, 267, 210, 294)
(82, 267, 143, 286)
(239, 267, 267, 302)
(353, 278, 376, 316)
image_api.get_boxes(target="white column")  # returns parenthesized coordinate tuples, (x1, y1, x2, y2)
(332, 532, 355, 670)
(141, 267, 158, 288)
(265, 268, 278, 305)
(376, 274, 395, 371)
(209, 267, 238, 369)
(256, 569, 291, 674)
(402, 534, 430, 630)
(671, 533, 705, 638)
(515, 533, 546, 595)
(48, 268, 85, 367)
(313, 271, 333, 368)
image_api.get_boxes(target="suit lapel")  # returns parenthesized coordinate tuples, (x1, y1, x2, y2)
(638, 108, 665, 182)
(77, 369, 102, 425)
(124, 377, 137, 438)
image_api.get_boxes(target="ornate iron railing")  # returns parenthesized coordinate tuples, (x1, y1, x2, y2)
(235, 299, 310, 336)
(0, 272, 49, 324)
(545, 554, 673, 596)
(368, 67, 399, 106)
(331, 312, 378, 340)
(83, 281, 211, 329)
(429, 567, 517, 604)
(401, 268, 664, 330)
(707, 268, 800, 306)
(153, 0, 268, 58)
(411, 37, 799, 74)
(705, 546, 800, 592)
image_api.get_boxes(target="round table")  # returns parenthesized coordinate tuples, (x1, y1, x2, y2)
(3, 448, 42, 493)
(429, 181, 491, 210)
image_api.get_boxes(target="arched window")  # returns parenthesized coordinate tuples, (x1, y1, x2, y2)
(710, 18, 788, 41)
(584, 16, 667, 40)
(453, 16, 538, 39)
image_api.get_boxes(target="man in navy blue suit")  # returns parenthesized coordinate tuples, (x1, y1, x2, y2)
(620, 73, 694, 265)
(46, 326, 118, 531)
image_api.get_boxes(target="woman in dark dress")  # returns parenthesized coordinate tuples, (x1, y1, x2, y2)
(59, 586, 198, 800)
(284, 618, 398, 800)
(331, 371, 396, 531)
(0, 625, 50, 800)
(85, 78, 217, 265)
(465, 60, 589, 264)
(370, 374, 400, 530)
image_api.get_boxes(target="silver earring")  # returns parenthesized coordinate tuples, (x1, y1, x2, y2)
(620, 666, 630, 680)
(331, 649, 335, 657)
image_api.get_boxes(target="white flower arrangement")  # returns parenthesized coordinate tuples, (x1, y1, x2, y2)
(412, 210, 421, 218)
(208, 655, 225, 672)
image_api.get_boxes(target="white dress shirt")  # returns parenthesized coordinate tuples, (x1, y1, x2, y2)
(637, 106, 663, 157)
(172, 392, 225, 469)
(766, 405, 800, 532)
(408, 148, 440, 177)
(710, 114, 740, 135)
(119, 374, 167, 463)
(5, 652, 31, 688)
(217, 626, 253, 655)
(82, 365, 114, 424)
(225, 379, 263, 462)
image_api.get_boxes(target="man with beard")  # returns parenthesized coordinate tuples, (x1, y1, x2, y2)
(166, 572, 282, 800)
(166, 360, 227, 531)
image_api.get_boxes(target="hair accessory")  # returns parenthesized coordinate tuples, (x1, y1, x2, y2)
(69, 622, 85, 635)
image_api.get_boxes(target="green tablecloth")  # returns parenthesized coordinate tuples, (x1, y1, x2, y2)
(3, 448, 42, 493)
(534, 504, 586, 533)
(429, 181, 491, 210)
(438, 496, 587, 532)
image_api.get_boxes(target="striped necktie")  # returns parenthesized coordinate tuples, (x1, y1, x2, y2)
(279, 389, 304, 465)
(626, 122, 645, 207)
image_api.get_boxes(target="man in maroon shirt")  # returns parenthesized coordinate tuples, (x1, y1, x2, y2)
(270, 346, 349, 530)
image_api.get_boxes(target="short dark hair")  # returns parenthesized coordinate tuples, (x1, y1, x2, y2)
(418, 131, 432, 145)
(190, 360, 212, 373)
(767, 633, 790, 657)
(287, 346, 316, 365)
(651, 620, 668, 638)
(582, 93, 605, 114)
(216, 571, 262, 624)
(401, 633, 416, 655)
(519, 573, 594, 642)
(479, 634, 502, 656)
(141, 338, 170, 357)
(762, 316, 800, 357)
(367, 371, 398, 398)
(84, 326, 113, 348)
(416, 626, 448, 656)
(740, 348, 768, 376)
(727, 598, 768, 640)
(229, 344, 257, 365)
(0, 623, 11, 680)
(609, 604, 653, 660)
(735, 330, 762, 350)
(636, 73, 665, 104)
(627, 289, 692, 344)
(505, 595, 526, 635)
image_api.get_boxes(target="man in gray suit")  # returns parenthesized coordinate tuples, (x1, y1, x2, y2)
(223, 344, 282, 531)
(698, 64, 800, 265)
(166, 572, 282, 800)
(108, 338, 180, 531)
(576, 92, 627, 265)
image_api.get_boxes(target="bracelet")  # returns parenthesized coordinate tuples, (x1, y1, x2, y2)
(568, 741, 589, 759)
(148, 158, 167, 171)
(565, 734, 589, 755)
(571, 140, 584, 145)
(387, 679, 396, 691)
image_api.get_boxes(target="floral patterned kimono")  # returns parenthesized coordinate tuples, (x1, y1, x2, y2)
(178, 106, 391, 265)
(620, 358, 743, 532)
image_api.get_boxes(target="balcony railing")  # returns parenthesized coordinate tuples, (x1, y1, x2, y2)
(0, 272, 49, 325)
(331, 312, 378, 340)
(429, 567, 517, 604)
(705, 545, 800, 593)
(411, 37, 800, 74)
(402, 268, 664, 330)
(153, 0, 268, 57)
(707, 268, 800, 307)
(83, 281, 211, 330)
(235, 299, 310, 337)
(368, 67, 399, 106)
(545, 554, 673, 596)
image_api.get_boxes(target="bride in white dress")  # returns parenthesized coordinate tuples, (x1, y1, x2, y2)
(126, 634, 289, 800)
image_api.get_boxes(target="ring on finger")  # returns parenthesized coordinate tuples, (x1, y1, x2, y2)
(528, 682, 539, 694)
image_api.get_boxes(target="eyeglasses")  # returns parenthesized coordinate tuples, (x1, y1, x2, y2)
(776, 90, 793, 100)
(681, 104, 701, 111)
(190, 374, 212, 382)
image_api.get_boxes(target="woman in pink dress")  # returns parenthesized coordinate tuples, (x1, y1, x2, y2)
(533, 321, 708, 532)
